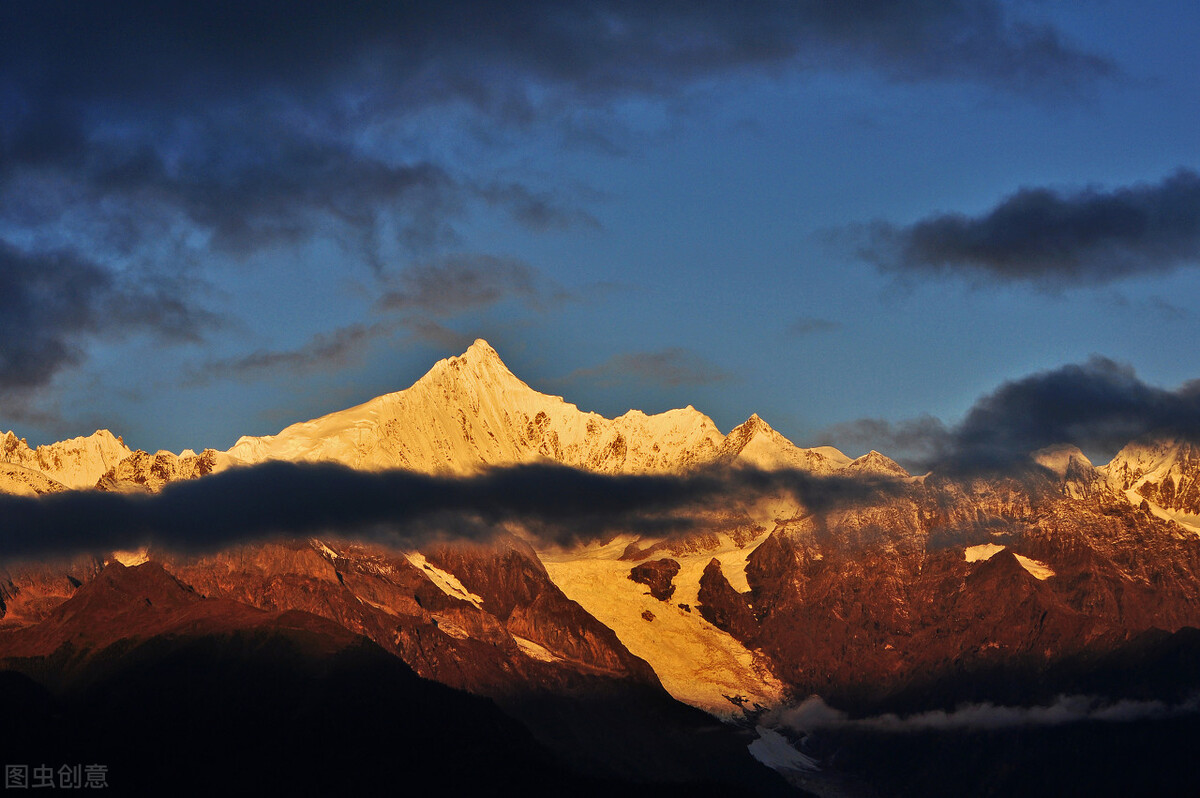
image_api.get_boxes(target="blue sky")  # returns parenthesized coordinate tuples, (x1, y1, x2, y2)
(3, 1, 1200, 467)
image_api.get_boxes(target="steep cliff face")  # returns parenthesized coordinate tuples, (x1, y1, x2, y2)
(698, 558, 758, 641)
(96, 448, 226, 492)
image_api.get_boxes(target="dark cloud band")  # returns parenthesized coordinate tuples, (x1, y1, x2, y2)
(0, 460, 901, 560)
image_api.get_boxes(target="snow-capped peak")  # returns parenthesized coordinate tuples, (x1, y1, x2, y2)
(1033, 444, 1094, 478)
(224, 340, 726, 474)
(720, 414, 852, 474)
(846, 450, 910, 478)
(1103, 436, 1200, 521)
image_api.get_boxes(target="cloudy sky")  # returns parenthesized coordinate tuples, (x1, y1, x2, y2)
(3, 1, 1200, 465)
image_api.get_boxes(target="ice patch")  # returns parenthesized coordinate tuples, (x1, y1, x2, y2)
(405, 552, 484, 608)
(965, 544, 1054, 579)
(747, 726, 819, 773)
(1014, 554, 1055, 580)
(512, 635, 560, 663)
(964, 543, 1006, 562)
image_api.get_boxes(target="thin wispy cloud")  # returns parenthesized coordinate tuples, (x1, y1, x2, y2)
(770, 694, 1200, 735)
(376, 255, 550, 316)
(561, 348, 733, 389)
(187, 322, 399, 385)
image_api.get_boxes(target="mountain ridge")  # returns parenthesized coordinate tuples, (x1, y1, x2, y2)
(220, 339, 837, 478)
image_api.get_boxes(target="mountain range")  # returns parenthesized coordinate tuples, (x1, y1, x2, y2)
(5, 339, 1200, 796)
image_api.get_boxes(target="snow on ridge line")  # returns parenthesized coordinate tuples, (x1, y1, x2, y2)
(217, 339, 865, 479)
(964, 544, 1055, 580)
(964, 543, 1006, 563)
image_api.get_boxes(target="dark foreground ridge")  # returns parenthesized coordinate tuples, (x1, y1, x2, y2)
(0, 561, 796, 797)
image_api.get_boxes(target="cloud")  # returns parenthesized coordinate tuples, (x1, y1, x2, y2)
(770, 694, 1200, 735)
(0, 240, 218, 391)
(478, 182, 601, 232)
(0, 2, 1115, 396)
(562, 348, 733, 389)
(188, 322, 400, 385)
(0, 461, 904, 560)
(949, 357, 1200, 465)
(0, 2, 1110, 240)
(822, 357, 1200, 471)
(0, 2, 1112, 330)
(788, 317, 841, 336)
(858, 170, 1200, 289)
(817, 416, 952, 471)
(376, 255, 551, 316)
(0, 2, 1109, 119)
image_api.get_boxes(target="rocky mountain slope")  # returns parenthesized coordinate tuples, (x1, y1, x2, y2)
(0, 561, 785, 797)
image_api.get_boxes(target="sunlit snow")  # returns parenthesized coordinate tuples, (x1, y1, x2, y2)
(540, 535, 783, 718)
(404, 552, 485, 608)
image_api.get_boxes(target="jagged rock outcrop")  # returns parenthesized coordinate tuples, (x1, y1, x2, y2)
(628, 559, 681, 601)
(0, 556, 105, 630)
(0, 561, 659, 797)
(734, 463, 1200, 704)
(697, 558, 758, 640)
(96, 448, 222, 493)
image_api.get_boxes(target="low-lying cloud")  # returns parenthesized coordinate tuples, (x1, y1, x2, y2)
(0, 460, 904, 561)
(771, 693, 1200, 735)
(859, 170, 1200, 289)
